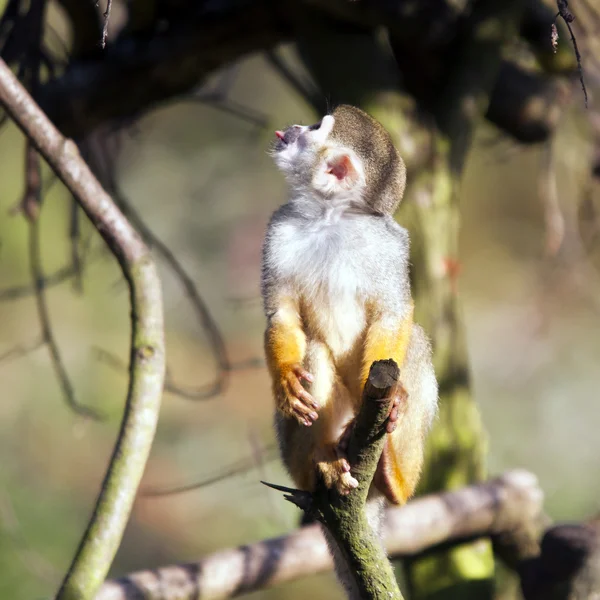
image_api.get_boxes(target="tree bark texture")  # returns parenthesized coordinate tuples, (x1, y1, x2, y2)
(96, 470, 544, 600)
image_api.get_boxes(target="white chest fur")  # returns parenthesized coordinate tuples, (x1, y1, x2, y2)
(270, 207, 369, 357)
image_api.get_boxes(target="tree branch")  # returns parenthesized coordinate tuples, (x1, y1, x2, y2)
(36, 2, 289, 138)
(486, 61, 571, 144)
(265, 359, 404, 599)
(0, 57, 166, 600)
(521, 517, 600, 599)
(95, 470, 544, 600)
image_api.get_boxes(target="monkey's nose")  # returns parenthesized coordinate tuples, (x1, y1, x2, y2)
(275, 131, 285, 141)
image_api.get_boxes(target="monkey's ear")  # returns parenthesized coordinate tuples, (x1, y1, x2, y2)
(315, 149, 362, 193)
(327, 153, 358, 182)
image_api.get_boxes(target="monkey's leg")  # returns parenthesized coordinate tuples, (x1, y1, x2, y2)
(374, 324, 438, 505)
(334, 382, 407, 502)
(307, 341, 360, 495)
(275, 340, 355, 493)
(359, 302, 414, 393)
(312, 386, 361, 495)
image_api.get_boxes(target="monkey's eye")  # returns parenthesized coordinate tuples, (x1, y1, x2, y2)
(308, 121, 321, 131)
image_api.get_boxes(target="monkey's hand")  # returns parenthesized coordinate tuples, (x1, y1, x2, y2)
(338, 381, 407, 452)
(384, 381, 407, 434)
(275, 364, 320, 427)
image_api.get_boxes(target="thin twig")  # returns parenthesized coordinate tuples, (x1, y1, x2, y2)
(18, 141, 99, 419)
(556, 0, 588, 107)
(265, 49, 325, 113)
(190, 67, 270, 130)
(83, 133, 231, 400)
(0, 336, 44, 364)
(93, 345, 263, 401)
(184, 95, 270, 130)
(0, 56, 166, 600)
(140, 446, 278, 498)
(29, 218, 103, 420)
(0, 264, 81, 301)
(69, 197, 83, 292)
(100, 0, 112, 49)
(121, 209, 230, 399)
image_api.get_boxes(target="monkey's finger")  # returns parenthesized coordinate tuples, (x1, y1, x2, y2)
(338, 458, 351, 473)
(388, 405, 399, 423)
(291, 409, 312, 427)
(291, 399, 318, 422)
(339, 473, 359, 494)
(287, 376, 319, 410)
(293, 366, 314, 384)
(386, 420, 397, 434)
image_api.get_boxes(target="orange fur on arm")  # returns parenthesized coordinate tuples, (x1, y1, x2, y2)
(264, 297, 306, 378)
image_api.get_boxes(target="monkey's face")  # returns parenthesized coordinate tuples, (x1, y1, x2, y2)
(271, 114, 367, 202)
(272, 105, 406, 214)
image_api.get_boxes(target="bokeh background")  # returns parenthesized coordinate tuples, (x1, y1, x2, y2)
(1, 5, 600, 600)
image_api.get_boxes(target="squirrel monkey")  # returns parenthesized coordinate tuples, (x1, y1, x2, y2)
(261, 105, 438, 511)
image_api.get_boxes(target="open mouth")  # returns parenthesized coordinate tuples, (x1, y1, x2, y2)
(274, 125, 301, 151)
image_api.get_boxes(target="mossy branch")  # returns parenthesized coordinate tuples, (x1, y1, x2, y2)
(96, 470, 545, 600)
(265, 359, 404, 600)
(0, 57, 166, 600)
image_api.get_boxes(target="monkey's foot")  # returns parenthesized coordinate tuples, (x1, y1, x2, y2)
(314, 443, 359, 495)
(277, 364, 319, 427)
(316, 457, 359, 496)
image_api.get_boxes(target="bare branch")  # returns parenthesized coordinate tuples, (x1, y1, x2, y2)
(69, 198, 84, 292)
(0, 263, 82, 301)
(96, 470, 544, 600)
(99, 0, 112, 49)
(29, 217, 103, 420)
(94, 344, 262, 402)
(82, 134, 230, 401)
(521, 517, 600, 599)
(35, 3, 289, 138)
(0, 56, 165, 600)
(140, 445, 279, 498)
(190, 66, 271, 131)
(265, 49, 325, 114)
(556, 0, 588, 107)
(14, 140, 101, 419)
(0, 336, 43, 364)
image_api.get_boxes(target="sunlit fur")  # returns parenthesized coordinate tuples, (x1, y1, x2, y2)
(262, 105, 438, 506)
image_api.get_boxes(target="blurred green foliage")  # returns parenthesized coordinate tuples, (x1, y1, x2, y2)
(0, 37, 600, 600)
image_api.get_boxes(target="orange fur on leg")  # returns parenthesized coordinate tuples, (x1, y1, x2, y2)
(360, 302, 416, 504)
(360, 302, 414, 390)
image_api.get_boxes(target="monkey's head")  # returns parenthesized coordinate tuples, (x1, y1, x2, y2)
(271, 105, 406, 214)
